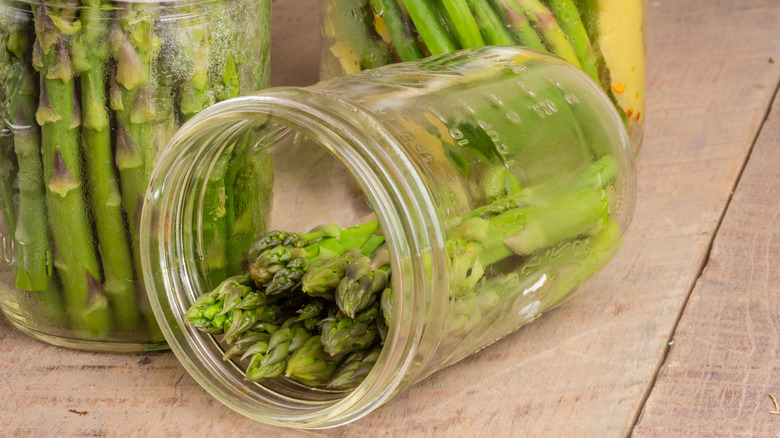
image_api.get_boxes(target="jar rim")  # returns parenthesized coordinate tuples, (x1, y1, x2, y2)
(140, 89, 447, 428)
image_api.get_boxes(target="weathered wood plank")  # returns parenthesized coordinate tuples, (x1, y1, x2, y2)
(633, 70, 780, 437)
(0, 0, 779, 436)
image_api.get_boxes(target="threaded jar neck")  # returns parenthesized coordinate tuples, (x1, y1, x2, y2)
(141, 89, 446, 428)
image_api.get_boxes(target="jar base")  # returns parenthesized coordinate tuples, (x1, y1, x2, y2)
(7, 320, 169, 353)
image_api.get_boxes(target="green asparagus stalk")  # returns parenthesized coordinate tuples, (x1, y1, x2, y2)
(185, 273, 281, 335)
(8, 64, 66, 325)
(335, 249, 390, 318)
(285, 336, 345, 387)
(545, 0, 598, 81)
(8, 79, 48, 292)
(249, 221, 378, 291)
(0, 137, 17, 242)
(380, 286, 392, 326)
(111, 3, 166, 340)
(0, 23, 19, 243)
(176, 4, 212, 121)
(435, 0, 485, 48)
(488, 0, 545, 50)
(201, 143, 231, 285)
(466, 0, 516, 46)
(374, 0, 424, 61)
(1, 19, 36, 288)
(301, 248, 364, 299)
(223, 332, 270, 360)
(0, 12, 66, 324)
(320, 306, 379, 356)
(245, 319, 313, 381)
(297, 299, 326, 331)
(72, 0, 141, 332)
(224, 130, 275, 277)
(400, 0, 458, 54)
(327, 346, 382, 390)
(509, 0, 580, 67)
(34, 1, 115, 337)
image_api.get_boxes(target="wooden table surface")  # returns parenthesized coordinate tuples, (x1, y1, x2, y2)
(2, 0, 780, 436)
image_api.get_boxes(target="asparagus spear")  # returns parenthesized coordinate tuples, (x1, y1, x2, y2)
(285, 336, 345, 387)
(545, 0, 598, 81)
(0, 22, 19, 242)
(373, 0, 424, 61)
(201, 143, 231, 285)
(327, 346, 382, 390)
(320, 306, 379, 356)
(224, 130, 275, 277)
(185, 273, 280, 334)
(245, 319, 313, 381)
(1, 14, 67, 323)
(176, 3, 212, 121)
(508, 0, 580, 67)
(35, 1, 113, 337)
(400, 0, 458, 55)
(249, 221, 378, 291)
(435, 0, 485, 48)
(0, 136, 17, 243)
(301, 248, 364, 299)
(0, 16, 25, 278)
(8, 73, 50, 292)
(223, 332, 270, 360)
(72, 0, 142, 332)
(467, 0, 516, 46)
(335, 249, 390, 318)
(111, 3, 167, 340)
(483, 0, 546, 49)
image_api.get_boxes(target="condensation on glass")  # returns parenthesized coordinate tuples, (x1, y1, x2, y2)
(0, 0, 270, 351)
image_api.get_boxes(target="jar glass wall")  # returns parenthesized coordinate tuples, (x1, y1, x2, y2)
(320, 0, 646, 151)
(142, 47, 636, 427)
(0, 0, 270, 351)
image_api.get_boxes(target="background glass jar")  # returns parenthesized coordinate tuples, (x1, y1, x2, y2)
(0, 0, 270, 351)
(320, 0, 646, 151)
(142, 47, 636, 427)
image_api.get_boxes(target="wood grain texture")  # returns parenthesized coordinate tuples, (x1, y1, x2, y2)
(1, 0, 779, 436)
(633, 69, 780, 437)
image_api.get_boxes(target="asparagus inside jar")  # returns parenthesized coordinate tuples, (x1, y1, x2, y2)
(321, 0, 646, 148)
(171, 48, 634, 392)
(0, 0, 270, 350)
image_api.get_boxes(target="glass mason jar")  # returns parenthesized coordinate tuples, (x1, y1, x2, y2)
(0, 0, 270, 351)
(142, 47, 636, 428)
(320, 0, 647, 151)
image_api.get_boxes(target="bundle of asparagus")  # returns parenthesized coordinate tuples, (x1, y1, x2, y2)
(321, 0, 645, 127)
(185, 148, 621, 389)
(0, 0, 270, 344)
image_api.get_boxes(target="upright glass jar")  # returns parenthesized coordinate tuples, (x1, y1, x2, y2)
(142, 47, 636, 428)
(0, 0, 270, 351)
(320, 0, 646, 151)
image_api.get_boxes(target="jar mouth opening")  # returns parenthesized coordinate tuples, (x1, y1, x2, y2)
(141, 90, 444, 428)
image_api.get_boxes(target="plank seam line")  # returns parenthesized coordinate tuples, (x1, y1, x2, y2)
(626, 74, 780, 438)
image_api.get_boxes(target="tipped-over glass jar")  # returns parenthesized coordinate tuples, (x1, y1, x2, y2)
(142, 47, 636, 428)
(0, 0, 270, 351)
(321, 0, 647, 151)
